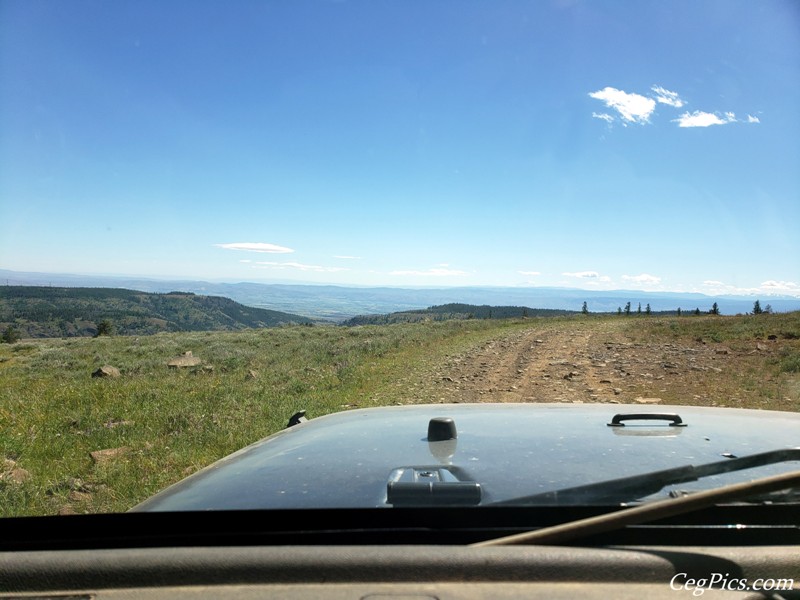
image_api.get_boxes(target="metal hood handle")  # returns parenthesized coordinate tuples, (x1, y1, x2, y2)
(608, 413, 687, 427)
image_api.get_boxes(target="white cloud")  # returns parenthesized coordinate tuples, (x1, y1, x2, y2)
(561, 271, 612, 286)
(334, 255, 361, 260)
(518, 270, 541, 276)
(590, 85, 760, 130)
(390, 267, 468, 277)
(651, 85, 685, 108)
(701, 280, 756, 294)
(673, 111, 736, 128)
(215, 242, 294, 254)
(588, 87, 656, 125)
(698, 279, 800, 297)
(253, 261, 348, 273)
(592, 112, 614, 123)
(761, 280, 800, 293)
(622, 273, 662, 285)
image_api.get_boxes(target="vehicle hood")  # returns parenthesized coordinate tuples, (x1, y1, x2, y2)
(133, 403, 800, 511)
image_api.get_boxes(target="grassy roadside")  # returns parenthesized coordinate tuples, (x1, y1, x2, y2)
(0, 319, 530, 516)
(619, 312, 800, 411)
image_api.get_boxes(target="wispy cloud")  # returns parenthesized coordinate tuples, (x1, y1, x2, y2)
(215, 242, 294, 254)
(561, 271, 613, 286)
(563, 271, 601, 279)
(518, 270, 541, 276)
(253, 261, 348, 273)
(334, 255, 361, 260)
(390, 267, 468, 277)
(588, 87, 656, 125)
(672, 111, 736, 128)
(700, 279, 800, 297)
(592, 112, 614, 123)
(590, 85, 759, 129)
(700, 280, 756, 294)
(761, 280, 800, 294)
(651, 85, 685, 108)
(622, 273, 662, 285)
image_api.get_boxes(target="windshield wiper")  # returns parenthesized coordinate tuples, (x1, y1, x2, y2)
(491, 448, 800, 506)
(473, 469, 800, 547)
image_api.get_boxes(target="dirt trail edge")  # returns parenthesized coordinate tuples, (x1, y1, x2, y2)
(431, 321, 634, 404)
(389, 319, 796, 410)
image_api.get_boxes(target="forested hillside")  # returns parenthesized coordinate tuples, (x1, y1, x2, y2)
(0, 286, 313, 338)
(342, 303, 576, 325)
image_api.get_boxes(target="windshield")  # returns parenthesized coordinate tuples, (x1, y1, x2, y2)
(1, 1, 798, 518)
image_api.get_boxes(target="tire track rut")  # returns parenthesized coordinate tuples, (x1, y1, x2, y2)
(391, 319, 794, 409)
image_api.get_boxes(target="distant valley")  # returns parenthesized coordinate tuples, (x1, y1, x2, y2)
(2, 269, 800, 322)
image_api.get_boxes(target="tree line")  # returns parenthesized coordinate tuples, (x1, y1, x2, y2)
(0, 286, 312, 340)
(579, 300, 772, 317)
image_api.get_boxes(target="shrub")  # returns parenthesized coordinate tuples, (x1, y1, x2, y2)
(95, 319, 114, 337)
(1, 325, 20, 344)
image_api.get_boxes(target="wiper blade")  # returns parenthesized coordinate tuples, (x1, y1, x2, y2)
(473, 469, 800, 547)
(492, 448, 800, 505)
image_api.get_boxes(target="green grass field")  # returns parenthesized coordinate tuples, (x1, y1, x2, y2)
(1, 313, 798, 516)
(0, 319, 532, 516)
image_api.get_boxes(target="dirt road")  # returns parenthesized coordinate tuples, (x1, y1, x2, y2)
(397, 319, 796, 410)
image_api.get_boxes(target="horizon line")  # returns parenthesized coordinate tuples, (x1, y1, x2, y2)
(1, 268, 799, 300)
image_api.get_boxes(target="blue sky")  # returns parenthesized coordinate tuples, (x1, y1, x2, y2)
(1, 0, 798, 296)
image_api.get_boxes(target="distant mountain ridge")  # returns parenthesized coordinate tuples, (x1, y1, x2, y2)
(0, 286, 313, 338)
(2, 269, 800, 320)
(343, 303, 577, 325)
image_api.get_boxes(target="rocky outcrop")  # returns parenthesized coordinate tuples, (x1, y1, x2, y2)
(92, 365, 121, 378)
(168, 351, 202, 368)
